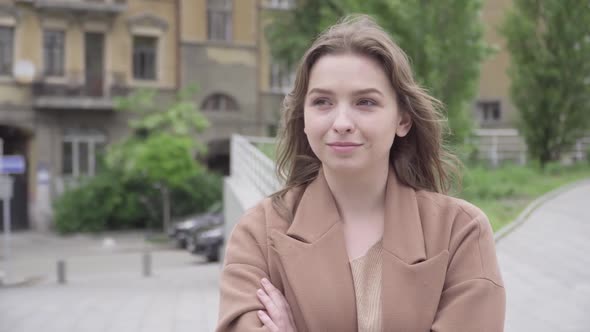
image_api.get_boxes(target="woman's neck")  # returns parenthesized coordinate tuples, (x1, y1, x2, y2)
(323, 162, 389, 223)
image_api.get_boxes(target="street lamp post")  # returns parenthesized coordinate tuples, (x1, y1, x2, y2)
(0, 138, 15, 285)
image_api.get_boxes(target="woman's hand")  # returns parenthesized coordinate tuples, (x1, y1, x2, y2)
(256, 278, 297, 332)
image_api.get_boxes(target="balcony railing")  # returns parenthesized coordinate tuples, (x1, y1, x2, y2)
(22, 0, 127, 14)
(263, 0, 295, 10)
(32, 71, 130, 110)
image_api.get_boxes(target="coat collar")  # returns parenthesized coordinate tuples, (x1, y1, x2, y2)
(286, 166, 427, 265)
(270, 167, 448, 331)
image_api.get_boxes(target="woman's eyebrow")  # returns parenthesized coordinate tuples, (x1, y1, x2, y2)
(352, 88, 384, 97)
(307, 88, 384, 96)
(307, 88, 333, 96)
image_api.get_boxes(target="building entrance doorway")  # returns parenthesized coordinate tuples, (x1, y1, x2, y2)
(0, 125, 30, 231)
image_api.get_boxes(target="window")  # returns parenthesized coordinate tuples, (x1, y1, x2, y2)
(133, 36, 157, 80)
(44, 30, 65, 77)
(207, 0, 232, 41)
(477, 101, 501, 122)
(270, 60, 294, 93)
(202, 93, 239, 112)
(62, 129, 106, 177)
(0, 26, 14, 76)
(62, 141, 73, 175)
(265, 0, 295, 9)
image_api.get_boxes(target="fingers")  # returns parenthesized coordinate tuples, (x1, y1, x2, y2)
(257, 310, 279, 332)
(258, 278, 297, 330)
(257, 287, 279, 319)
(261, 278, 285, 309)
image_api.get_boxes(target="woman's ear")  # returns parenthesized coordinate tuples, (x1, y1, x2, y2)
(396, 111, 412, 137)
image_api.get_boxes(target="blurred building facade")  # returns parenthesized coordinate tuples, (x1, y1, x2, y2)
(475, 0, 514, 128)
(0, 0, 534, 231)
(178, 0, 293, 172)
(0, 0, 179, 230)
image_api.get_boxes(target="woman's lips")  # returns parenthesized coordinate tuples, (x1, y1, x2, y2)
(327, 143, 362, 153)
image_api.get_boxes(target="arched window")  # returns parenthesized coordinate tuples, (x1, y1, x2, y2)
(201, 93, 239, 112)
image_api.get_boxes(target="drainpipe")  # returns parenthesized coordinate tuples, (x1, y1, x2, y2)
(175, 0, 182, 90)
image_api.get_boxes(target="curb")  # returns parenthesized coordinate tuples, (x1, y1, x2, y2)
(494, 178, 590, 243)
(0, 275, 46, 288)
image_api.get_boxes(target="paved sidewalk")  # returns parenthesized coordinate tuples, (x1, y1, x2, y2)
(497, 180, 590, 332)
(0, 232, 221, 332)
(1, 231, 176, 284)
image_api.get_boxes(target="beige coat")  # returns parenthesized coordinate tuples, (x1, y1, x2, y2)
(217, 168, 505, 331)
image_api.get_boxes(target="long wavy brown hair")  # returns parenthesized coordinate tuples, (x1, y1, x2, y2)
(270, 14, 461, 222)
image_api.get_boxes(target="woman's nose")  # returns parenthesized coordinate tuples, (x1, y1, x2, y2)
(332, 107, 355, 134)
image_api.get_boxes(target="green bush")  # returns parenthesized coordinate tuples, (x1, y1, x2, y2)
(543, 161, 564, 176)
(171, 171, 223, 217)
(454, 141, 480, 167)
(53, 168, 223, 234)
(110, 175, 156, 229)
(53, 172, 125, 233)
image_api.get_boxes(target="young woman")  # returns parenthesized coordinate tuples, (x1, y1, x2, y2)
(216, 15, 505, 332)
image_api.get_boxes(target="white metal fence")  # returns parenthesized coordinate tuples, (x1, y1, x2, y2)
(230, 134, 281, 197)
(473, 129, 590, 166)
(473, 129, 527, 166)
(222, 135, 282, 261)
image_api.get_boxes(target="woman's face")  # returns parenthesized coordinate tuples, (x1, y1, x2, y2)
(303, 53, 412, 174)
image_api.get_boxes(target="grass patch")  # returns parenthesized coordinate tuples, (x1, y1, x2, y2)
(458, 163, 590, 232)
(255, 142, 276, 160)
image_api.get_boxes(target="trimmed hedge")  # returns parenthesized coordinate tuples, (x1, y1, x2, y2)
(53, 169, 222, 234)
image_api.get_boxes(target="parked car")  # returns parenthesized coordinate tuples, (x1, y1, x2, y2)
(168, 202, 222, 249)
(186, 222, 224, 262)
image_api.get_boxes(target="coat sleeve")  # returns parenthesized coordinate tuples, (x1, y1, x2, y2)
(216, 204, 270, 332)
(431, 206, 506, 332)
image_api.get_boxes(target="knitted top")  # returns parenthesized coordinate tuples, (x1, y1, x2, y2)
(350, 240, 383, 332)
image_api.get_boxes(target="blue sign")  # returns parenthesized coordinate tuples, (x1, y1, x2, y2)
(1, 155, 26, 174)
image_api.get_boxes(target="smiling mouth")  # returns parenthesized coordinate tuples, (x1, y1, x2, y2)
(326, 143, 362, 153)
(326, 143, 363, 147)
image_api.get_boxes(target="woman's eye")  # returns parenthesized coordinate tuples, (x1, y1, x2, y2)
(312, 98, 330, 106)
(358, 99, 377, 106)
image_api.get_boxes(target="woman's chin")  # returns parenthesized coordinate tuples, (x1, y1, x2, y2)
(322, 160, 366, 174)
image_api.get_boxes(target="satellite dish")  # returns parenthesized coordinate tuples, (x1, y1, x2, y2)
(13, 60, 35, 84)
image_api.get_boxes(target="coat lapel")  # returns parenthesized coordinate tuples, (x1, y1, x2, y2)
(269, 168, 357, 331)
(381, 170, 449, 331)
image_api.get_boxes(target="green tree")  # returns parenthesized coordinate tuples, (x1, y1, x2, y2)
(265, 0, 491, 142)
(108, 86, 211, 231)
(115, 85, 209, 145)
(501, 0, 590, 167)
